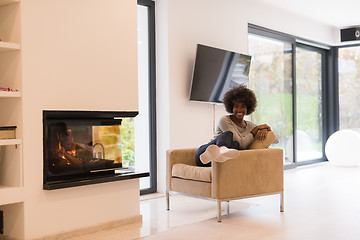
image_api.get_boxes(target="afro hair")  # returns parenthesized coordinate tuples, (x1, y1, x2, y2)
(222, 85, 257, 115)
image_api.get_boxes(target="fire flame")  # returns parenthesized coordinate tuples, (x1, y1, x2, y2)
(53, 129, 86, 167)
(58, 140, 72, 165)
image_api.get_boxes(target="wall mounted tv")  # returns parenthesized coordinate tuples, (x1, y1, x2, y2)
(189, 44, 252, 104)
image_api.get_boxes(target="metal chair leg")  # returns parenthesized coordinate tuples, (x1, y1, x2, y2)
(280, 191, 284, 212)
(217, 200, 222, 222)
(166, 190, 170, 210)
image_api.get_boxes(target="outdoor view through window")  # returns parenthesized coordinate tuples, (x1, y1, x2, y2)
(248, 34, 293, 164)
(248, 33, 323, 165)
(338, 46, 360, 131)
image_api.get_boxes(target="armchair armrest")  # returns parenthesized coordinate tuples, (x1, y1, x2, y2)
(166, 148, 198, 190)
(211, 148, 283, 199)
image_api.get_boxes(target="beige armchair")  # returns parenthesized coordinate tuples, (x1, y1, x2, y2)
(166, 147, 284, 222)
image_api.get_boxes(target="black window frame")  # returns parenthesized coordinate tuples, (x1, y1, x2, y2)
(137, 0, 157, 195)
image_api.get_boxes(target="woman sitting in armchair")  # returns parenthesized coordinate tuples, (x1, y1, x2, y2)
(195, 85, 279, 167)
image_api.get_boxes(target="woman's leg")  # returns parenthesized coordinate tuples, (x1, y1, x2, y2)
(215, 131, 240, 150)
(195, 131, 239, 167)
(195, 143, 212, 167)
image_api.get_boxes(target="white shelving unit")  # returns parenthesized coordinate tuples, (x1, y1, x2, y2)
(0, 0, 24, 239)
(0, 91, 21, 98)
(0, 140, 23, 239)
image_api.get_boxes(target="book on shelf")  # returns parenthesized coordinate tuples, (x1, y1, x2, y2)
(0, 126, 16, 139)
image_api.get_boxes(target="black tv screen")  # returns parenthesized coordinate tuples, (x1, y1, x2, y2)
(189, 44, 252, 103)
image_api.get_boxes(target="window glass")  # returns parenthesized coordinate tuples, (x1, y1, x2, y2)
(136, 4, 151, 189)
(296, 47, 323, 161)
(248, 34, 293, 165)
(338, 46, 360, 131)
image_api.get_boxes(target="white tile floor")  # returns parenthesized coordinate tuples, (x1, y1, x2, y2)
(70, 162, 360, 240)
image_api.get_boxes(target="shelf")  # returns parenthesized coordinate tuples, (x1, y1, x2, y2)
(0, 0, 18, 7)
(0, 139, 21, 146)
(0, 42, 20, 52)
(0, 186, 24, 205)
(0, 91, 21, 98)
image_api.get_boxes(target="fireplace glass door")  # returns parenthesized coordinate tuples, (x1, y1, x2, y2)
(43, 111, 137, 184)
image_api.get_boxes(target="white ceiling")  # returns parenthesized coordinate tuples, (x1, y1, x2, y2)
(256, 0, 360, 28)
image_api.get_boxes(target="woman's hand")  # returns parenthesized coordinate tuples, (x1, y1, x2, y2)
(251, 124, 272, 138)
(257, 124, 271, 131)
(256, 129, 268, 142)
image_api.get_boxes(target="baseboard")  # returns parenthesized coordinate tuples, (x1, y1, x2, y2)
(31, 215, 142, 240)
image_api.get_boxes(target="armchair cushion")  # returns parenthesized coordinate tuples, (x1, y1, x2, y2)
(172, 163, 212, 183)
(166, 148, 198, 190)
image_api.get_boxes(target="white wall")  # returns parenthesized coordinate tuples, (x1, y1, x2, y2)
(156, 0, 336, 193)
(21, 0, 139, 239)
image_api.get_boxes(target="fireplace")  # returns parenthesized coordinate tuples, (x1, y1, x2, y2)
(43, 111, 148, 190)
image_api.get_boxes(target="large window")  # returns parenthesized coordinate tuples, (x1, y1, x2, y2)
(248, 25, 327, 167)
(137, 0, 156, 194)
(338, 46, 360, 131)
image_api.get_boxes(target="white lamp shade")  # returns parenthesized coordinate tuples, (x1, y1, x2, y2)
(325, 129, 360, 167)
